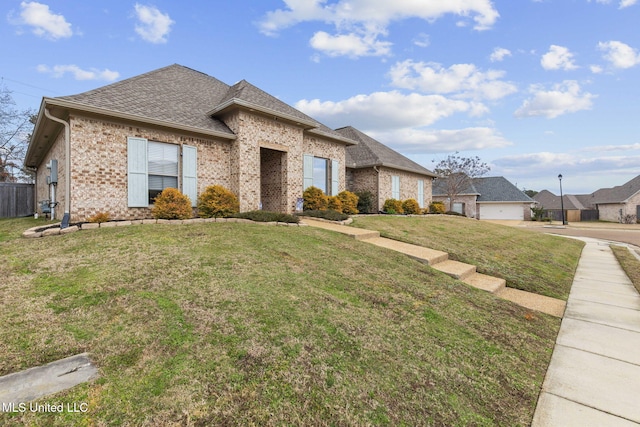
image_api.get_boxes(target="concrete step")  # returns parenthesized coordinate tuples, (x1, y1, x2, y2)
(463, 273, 506, 294)
(496, 288, 566, 317)
(432, 260, 476, 280)
(363, 237, 449, 265)
(301, 218, 380, 240)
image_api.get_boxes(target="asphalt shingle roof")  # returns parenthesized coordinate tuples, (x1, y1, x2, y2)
(434, 176, 532, 203)
(473, 177, 533, 202)
(337, 126, 436, 177)
(57, 64, 356, 144)
(59, 64, 235, 136)
(590, 174, 640, 204)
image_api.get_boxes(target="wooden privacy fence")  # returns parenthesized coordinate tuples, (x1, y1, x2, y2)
(0, 182, 35, 218)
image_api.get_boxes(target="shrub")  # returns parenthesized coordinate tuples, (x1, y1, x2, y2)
(327, 196, 343, 213)
(232, 210, 299, 223)
(297, 209, 349, 222)
(531, 206, 546, 221)
(152, 188, 193, 220)
(87, 212, 110, 223)
(429, 201, 446, 214)
(445, 210, 465, 217)
(338, 191, 359, 214)
(383, 198, 404, 214)
(355, 191, 374, 213)
(198, 185, 239, 218)
(303, 186, 328, 211)
(402, 198, 421, 215)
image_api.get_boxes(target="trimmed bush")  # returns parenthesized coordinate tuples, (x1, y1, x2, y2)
(152, 188, 193, 220)
(232, 210, 299, 223)
(338, 191, 359, 214)
(445, 211, 465, 217)
(297, 209, 349, 222)
(198, 185, 239, 218)
(429, 201, 446, 214)
(402, 198, 421, 215)
(327, 196, 343, 213)
(87, 212, 110, 223)
(303, 186, 328, 211)
(355, 191, 374, 214)
(383, 198, 404, 214)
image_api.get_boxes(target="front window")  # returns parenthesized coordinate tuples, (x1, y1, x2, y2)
(313, 157, 329, 193)
(148, 141, 179, 203)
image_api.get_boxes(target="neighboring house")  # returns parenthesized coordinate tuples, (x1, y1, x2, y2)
(534, 175, 640, 222)
(25, 64, 435, 223)
(338, 126, 437, 212)
(589, 175, 640, 222)
(433, 176, 534, 220)
(532, 190, 595, 222)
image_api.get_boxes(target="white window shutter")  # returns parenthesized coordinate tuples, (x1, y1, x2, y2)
(392, 175, 400, 199)
(127, 137, 148, 207)
(331, 160, 339, 196)
(418, 180, 424, 208)
(182, 145, 197, 207)
(303, 155, 314, 190)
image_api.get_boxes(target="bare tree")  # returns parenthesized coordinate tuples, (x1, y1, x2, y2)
(433, 152, 490, 211)
(0, 84, 35, 182)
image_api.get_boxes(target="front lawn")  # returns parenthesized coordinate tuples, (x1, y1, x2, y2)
(0, 217, 561, 426)
(351, 215, 584, 300)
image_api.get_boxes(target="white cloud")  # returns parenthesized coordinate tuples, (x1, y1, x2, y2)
(36, 64, 120, 81)
(369, 127, 513, 153)
(134, 4, 174, 44)
(598, 40, 640, 69)
(259, 0, 499, 57)
(590, 64, 604, 73)
(310, 31, 392, 57)
(541, 45, 578, 70)
(388, 60, 517, 101)
(493, 151, 640, 185)
(296, 91, 474, 130)
(15, 1, 72, 40)
(514, 80, 595, 119)
(413, 33, 430, 48)
(580, 142, 640, 152)
(594, 0, 638, 7)
(490, 47, 511, 62)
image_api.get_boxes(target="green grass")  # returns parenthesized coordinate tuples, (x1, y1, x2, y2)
(351, 215, 584, 300)
(611, 245, 640, 294)
(0, 217, 570, 426)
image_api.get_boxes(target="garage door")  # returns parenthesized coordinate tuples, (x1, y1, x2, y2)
(479, 204, 524, 220)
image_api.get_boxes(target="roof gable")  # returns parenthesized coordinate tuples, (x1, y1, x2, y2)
(338, 126, 436, 177)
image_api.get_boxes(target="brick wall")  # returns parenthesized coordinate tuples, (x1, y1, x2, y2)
(432, 194, 478, 217)
(346, 167, 379, 211)
(63, 115, 231, 221)
(378, 167, 433, 211)
(36, 110, 351, 221)
(35, 131, 66, 220)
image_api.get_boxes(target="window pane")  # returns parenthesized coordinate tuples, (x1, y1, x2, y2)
(148, 141, 178, 176)
(149, 175, 178, 191)
(313, 157, 328, 193)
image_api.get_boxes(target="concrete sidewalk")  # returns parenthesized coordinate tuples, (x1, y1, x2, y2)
(532, 238, 640, 426)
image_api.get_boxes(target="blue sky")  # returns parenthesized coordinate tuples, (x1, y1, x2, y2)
(2, 0, 640, 194)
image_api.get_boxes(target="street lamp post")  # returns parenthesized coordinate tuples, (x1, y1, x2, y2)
(558, 174, 567, 225)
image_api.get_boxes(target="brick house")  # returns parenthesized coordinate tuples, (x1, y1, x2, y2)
(25, 64, 435, 223)
(534, 175, 640, 222)
(338, 126, 437, 212)
(433, 176, 534, 220)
